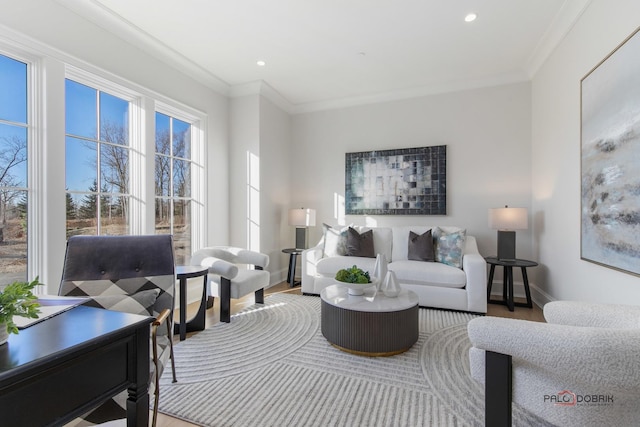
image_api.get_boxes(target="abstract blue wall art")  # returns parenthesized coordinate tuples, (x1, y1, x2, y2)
(345, 145, 446, 215)
(581, 26, 640, 276)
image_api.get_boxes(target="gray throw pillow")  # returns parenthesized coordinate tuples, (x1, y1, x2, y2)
(346, 227, 375, 258)
(408, 230, 435, 262)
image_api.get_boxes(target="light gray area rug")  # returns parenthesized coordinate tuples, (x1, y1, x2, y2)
(158, 293, 542, 426)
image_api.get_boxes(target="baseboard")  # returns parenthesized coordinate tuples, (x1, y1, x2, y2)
(268, 268, 288, 287)
(488, 280, 554, 309)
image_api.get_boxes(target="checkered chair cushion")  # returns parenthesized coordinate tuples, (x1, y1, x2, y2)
(81, 289, 159, 315)
(59, 235, 176, 426)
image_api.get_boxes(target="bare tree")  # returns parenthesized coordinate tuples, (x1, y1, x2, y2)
(155, 128, 171, 223)
(100, 122, 129, 222)
(0, 135, 27, 241)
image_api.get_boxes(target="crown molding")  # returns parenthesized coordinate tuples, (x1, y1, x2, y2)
(53, 0, 591, 115)
(229, 81, 295, 113)
(289, 71, 530, 115)
(55, 0, 230, 96)
(525, 0, 593, 78)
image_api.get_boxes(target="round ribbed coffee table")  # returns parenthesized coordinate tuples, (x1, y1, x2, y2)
(320, 284, 419, 356)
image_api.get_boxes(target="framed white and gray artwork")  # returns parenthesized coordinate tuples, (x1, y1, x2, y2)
(345, 145, 446, 215)
(581, 26, 640, 276)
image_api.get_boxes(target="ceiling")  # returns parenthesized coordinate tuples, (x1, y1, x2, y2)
(57, 0, 591, 113)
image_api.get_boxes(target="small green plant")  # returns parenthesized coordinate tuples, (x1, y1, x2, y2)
(335, 266, 371, 284)
(0, 277, 41, 335)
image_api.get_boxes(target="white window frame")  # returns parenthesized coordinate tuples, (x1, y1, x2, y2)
(154, 101, 206, 257)
(0, 44, 43, 286)
(65, 66, 143, 235)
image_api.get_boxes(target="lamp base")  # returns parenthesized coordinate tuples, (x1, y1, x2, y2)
(295, 227, 308, 250)
(497, 230, 516, 261)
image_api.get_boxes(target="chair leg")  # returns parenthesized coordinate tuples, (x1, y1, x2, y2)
(254, 266, 265, 304)
(255, 288, 264, 304)
(166, 318, 177, 383)
(486, 350, 512, 427)
(151, 333, 160, 427)
(220, 277, 231, 323)
(153, 384, 159, 427)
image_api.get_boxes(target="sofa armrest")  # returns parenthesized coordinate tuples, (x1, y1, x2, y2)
(468, 316, 640, 391)
(301, 245, 323, 293)
(544, 301, 640, 329)
(462, 236, 487, 313)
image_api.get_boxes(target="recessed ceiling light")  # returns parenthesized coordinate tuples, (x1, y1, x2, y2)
(256, 60, 266, 67)
(464, 13, 477, 22)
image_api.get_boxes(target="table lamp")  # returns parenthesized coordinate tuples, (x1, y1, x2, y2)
(488, 206, 528, 260)
(288, 208, 316, 249)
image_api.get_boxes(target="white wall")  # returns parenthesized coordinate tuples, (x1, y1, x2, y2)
(229, 94, 291, 284)
(291, 83, 533, 262)
(531, 0, 640, 303)
(0, 2, 229, 290)
(229, 95, 260, 249)
(259, 97, 292, 282)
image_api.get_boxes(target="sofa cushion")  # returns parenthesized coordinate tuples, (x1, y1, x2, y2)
(408, 230, 435, 262)
(388, 260, 466, 288)
(322, 223, 349, 257)
(316, 256, 378, 277)
(434, 227, 466, 268)
(346, 227, 375, 258)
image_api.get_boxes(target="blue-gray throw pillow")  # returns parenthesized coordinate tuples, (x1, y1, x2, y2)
(434, 227, 466, 268)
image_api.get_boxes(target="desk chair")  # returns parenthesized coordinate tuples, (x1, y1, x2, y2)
(60, 234, 177, 427)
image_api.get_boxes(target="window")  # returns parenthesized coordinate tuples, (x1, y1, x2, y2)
(0, 53, 29, 285)
(65, 79, 131, 237)
(155, 112, 193, 264)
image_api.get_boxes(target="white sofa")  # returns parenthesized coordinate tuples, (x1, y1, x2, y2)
(301, 225, 487, 313)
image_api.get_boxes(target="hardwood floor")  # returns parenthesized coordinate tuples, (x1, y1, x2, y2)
(156, 282, 544, 426)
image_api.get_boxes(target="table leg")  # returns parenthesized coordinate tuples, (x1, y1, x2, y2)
(487, 264, 496, 301)
(187, 273, 208, 331)
(179, 277, 187, 340)
(506, 267, 514, 312)
(173, 274, 209, 339)
(291, 254, 299, 287)
(127, 323, 150, 427)
(502, 267, 508, 302)
(287, 253, 295, 286)
(520, 267, 533, 308)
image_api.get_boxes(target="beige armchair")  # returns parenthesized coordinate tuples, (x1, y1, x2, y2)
(467, 301, 640, 426)
(191, 246, 270, 323)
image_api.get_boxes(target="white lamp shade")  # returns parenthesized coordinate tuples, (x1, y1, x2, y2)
(288, 208, 316, 227)
(488, 207, 528, 230)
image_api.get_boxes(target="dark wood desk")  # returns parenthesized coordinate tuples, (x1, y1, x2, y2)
(0, 305, 152, 427)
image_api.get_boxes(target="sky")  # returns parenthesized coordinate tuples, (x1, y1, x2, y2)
(0, 54, 28, 188)
(1, 53, 191, 199)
